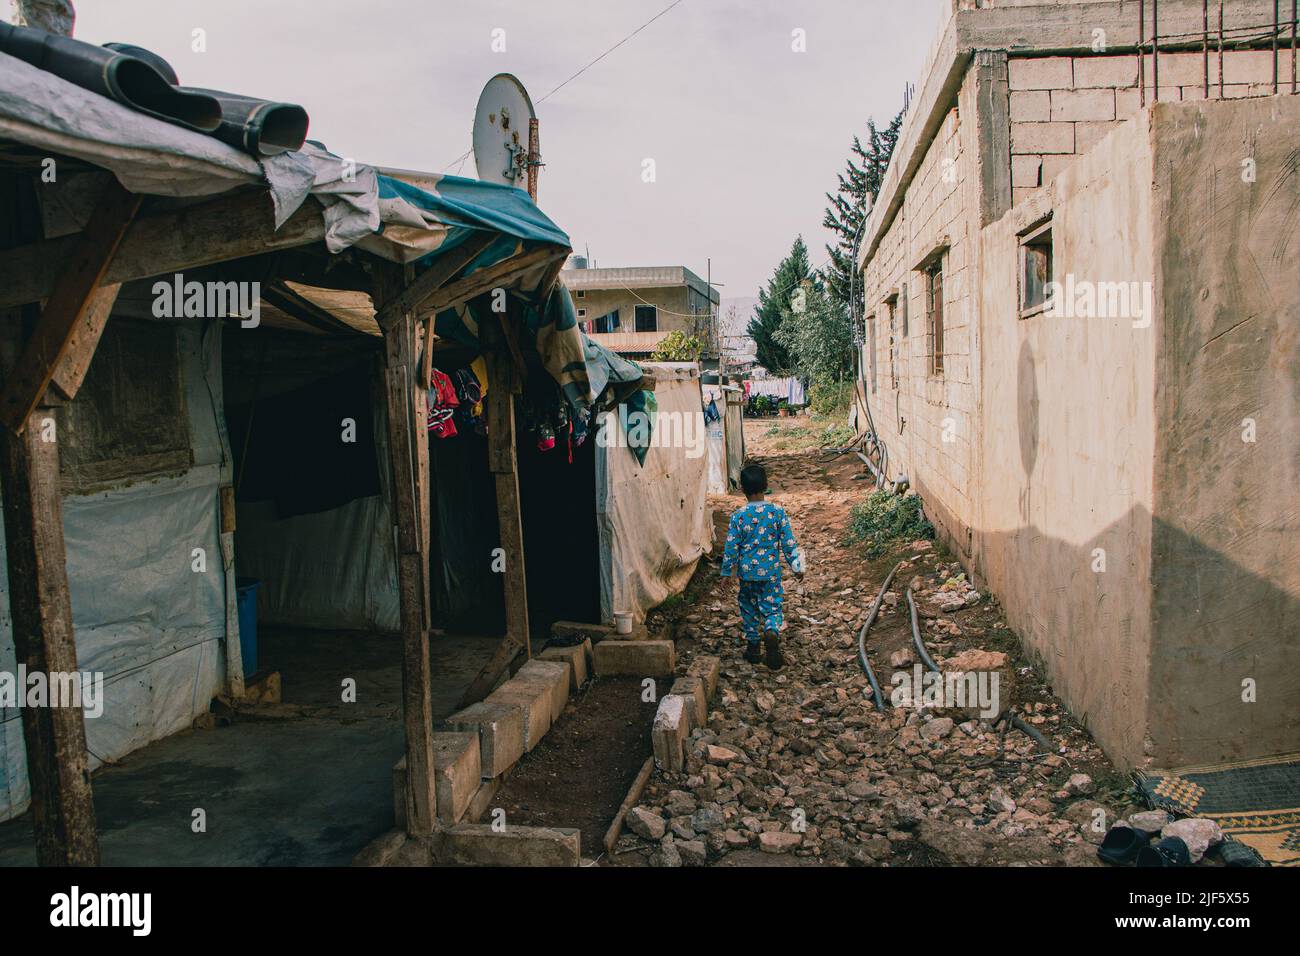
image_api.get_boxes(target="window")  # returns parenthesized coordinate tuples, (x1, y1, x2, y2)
(595, 309, 620, 334)
(886, 296, 898, 389)
(1019, 217, 1053, 317)
(900, 282, 908, 336)
(576, 289, 586, 298)
(577, 308, 586, 318)
(634, 304, 658, 333)
(867, 315, 877, 393)
(925, 259, 944, 375)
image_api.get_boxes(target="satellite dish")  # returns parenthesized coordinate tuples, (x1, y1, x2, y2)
(472, 74, 536, 188)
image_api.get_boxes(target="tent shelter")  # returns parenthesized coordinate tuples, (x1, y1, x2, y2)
(0, 20, 707, 864)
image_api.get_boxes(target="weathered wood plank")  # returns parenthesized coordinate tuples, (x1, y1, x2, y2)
(0, 190, 326, 311)
(0, 180, 140, 431)
(0, 404, 100, 865)
(373, 232, 496, 331)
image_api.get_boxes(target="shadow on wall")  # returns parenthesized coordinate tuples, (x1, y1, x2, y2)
(974, 506, 1299, 771)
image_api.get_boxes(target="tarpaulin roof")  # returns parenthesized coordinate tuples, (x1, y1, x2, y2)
(0, 36, 648, 414)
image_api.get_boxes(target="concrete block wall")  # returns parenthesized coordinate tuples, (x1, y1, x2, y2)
(860, 71, 980, 564)
(1008, 49, 1289, 204)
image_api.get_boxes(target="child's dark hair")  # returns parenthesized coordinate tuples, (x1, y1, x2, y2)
(740, 464, 768, 496)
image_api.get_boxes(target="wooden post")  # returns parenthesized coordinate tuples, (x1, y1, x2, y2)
(482, 313, 531, 659)
(0, 403, 100, 865)
(376, 269, 437, 836)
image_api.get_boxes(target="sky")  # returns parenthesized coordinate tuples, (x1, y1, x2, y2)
(16, 0, 944, 313)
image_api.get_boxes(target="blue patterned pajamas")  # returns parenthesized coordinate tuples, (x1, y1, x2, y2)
(720, 501, 804, 646)
(739, 578, 784, 644)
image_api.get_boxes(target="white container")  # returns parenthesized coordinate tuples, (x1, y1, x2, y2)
(614, 612, 633, 635)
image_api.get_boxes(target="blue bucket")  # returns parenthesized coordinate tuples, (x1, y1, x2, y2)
(235, 577, 260, 678)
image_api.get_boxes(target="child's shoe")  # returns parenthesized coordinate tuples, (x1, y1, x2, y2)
(762, 629, 784, 670)
(743, 642, 763, 664)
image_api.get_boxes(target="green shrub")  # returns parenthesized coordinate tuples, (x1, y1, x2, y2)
(650, 330, 704, 362)
(809, 378, 853, 417)
(846, 490, 935, 558)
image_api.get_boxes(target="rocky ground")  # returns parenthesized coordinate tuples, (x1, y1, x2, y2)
(611, 417, 1142, 867)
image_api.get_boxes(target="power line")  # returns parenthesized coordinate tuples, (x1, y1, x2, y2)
(440, 0, 687, 172)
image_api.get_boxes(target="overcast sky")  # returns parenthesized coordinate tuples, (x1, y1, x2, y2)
(22, 0, 944, 302)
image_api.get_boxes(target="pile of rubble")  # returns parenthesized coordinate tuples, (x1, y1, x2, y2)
(614, 450, 1129, 867)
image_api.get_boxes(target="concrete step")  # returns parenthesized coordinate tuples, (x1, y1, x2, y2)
(446, 700, 525, 779)
(486, 677, 553, 751)
(433, 823, 581, 867)
(539, 638, 592, 691)
(515, 658, 570, 722)
(393, 730, 482, 827)
(592, 639, 676, 677)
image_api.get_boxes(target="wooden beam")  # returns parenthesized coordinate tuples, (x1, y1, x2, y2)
(376, 268, 437, 836)
(416, 246, 563, 321)
(0, 190, 326, 312)
(482, 314, 531, 660)
(260, 280, 364, 336)
(373, 232, 497, 331)
(47, 283, 121, 401)
(0, 403, 100, 865)
(0, 180, 140, 431)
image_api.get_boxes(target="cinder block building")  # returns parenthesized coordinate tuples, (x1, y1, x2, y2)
(857, 0, 1299, 769)
(561, 263, 720, 362)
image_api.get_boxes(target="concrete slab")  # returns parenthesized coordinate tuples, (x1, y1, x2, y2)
(432, 732, 481, 824)
(515, 659, 570, 722)
(592, 639, 676, 677)
(668, 675, 707, 729)
(486, 679, 553, 751)
(652, 695, 687, 772)
(539, 639, 591, 691)
(445, 701, 525, 778)
(686, 655, 721, 700)
(551, 620, 616, 645)
(434, 823, 581, 867)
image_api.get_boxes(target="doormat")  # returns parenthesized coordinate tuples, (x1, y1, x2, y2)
(1137, 751, 1300, 866)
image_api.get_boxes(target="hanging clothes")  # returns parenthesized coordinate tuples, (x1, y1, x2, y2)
(428, 368, 460, 438)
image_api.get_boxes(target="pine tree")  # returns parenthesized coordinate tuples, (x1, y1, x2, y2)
(822, 108, 904, 319)
(747, 236, 816, 374)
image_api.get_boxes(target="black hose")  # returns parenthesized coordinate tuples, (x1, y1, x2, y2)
(1009, 713, 1054, 753)
(906, 588, 941, 674)
(856, 562, 901, 711)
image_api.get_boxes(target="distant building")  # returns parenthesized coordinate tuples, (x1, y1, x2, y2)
(561, 263, 720, 364)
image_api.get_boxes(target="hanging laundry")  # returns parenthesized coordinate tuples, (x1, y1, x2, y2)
(428, 368, 460, 438)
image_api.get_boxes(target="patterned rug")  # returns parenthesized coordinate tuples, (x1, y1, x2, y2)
(1137, 752, 1300, 866)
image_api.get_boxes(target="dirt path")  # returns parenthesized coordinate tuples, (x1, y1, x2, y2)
(615, 417, 1134, 867)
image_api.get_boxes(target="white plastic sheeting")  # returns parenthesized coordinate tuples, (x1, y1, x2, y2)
(596, 363, 712, 623)
(0, 321, 232, 822)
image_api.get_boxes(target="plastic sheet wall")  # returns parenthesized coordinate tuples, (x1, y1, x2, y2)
(596, 363, 712, 623)
(0, 321, 231, 822)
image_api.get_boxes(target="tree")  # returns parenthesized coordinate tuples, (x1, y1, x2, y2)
(774, 278, 854, 387)
(822, 109, 904, 319)
(748, 236, 817, 374)
(650, 329, 704, 362)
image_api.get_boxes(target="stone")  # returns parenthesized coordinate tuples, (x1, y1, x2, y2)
(486, 679, 553, 751)
(1162, 818, 1223, 863)
(678, 839, 707, 866)
(445, 701, 525, 778)
(550, 620, 616, 645)
(1011, 121, 1075, 155)
(1049, 88, 1115, 122)
(920, 717, 954, 740)
(1127, 809, 1171, 833)
(515, 659, 570, 722)
(687, 655, 721, 699)
(706, 744, 743, 764)
(1008, 55, 1073, 91)
(652, 695, 688, 772)
(691, 806, 725, 834)
(539, 639, 591, 691)
(626, 806, 666, 840)
(651, 840, 682, 868)
(1064, 773, 1094, 796)
(592, 639, 676, 677)
(889, 649, 914, 669)
(758, 832, 802, 854)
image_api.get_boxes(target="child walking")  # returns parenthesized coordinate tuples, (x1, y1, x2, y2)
(720, 463, 804, 669)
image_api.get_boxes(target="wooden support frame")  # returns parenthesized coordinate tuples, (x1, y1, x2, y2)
(0, 178, 140, 431)
(373, 232, 496, 331)
(375, 266, 438, 836)
(0, 397, 100, 864)
(482, 311, 532, 661)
